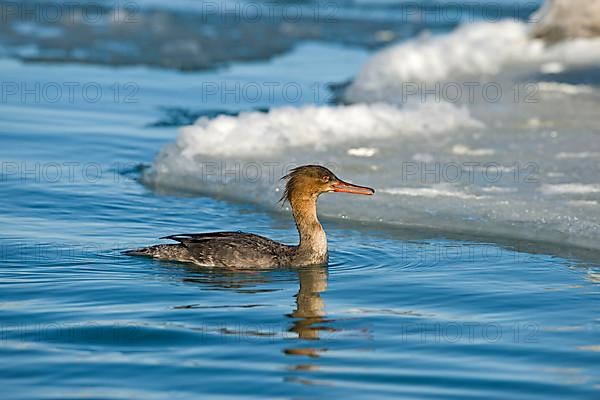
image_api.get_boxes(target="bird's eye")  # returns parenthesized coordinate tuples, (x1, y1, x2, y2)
(322, 175, 330, 182)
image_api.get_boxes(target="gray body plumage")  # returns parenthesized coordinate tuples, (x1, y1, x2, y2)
(124, 232, 298, 268)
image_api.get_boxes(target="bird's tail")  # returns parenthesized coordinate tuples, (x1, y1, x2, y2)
(122, 247, 156, 257)
(123, 244, 192, 262)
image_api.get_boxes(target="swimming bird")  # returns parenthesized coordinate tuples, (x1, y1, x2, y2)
(124, 165, 374, 268)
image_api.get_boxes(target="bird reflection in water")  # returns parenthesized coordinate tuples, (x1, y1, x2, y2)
(176, 263, 336, 358)
(284, 265, 337, 360)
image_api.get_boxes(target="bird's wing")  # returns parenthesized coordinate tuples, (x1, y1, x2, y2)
(161, 232, 293, 268)
(161, 232, 247, 244)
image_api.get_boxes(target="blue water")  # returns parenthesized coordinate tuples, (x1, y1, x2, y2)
(2, 2, 600, 398)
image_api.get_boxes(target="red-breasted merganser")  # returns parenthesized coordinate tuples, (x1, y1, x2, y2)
(125, 165, 374, 268)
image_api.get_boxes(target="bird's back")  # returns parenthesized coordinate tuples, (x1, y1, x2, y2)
(162, 232, 295, 268)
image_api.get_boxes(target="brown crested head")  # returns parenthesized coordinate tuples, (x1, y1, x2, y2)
(280, 165, 375, 204)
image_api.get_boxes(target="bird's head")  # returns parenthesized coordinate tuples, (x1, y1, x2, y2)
(280, 165, 374, 204)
